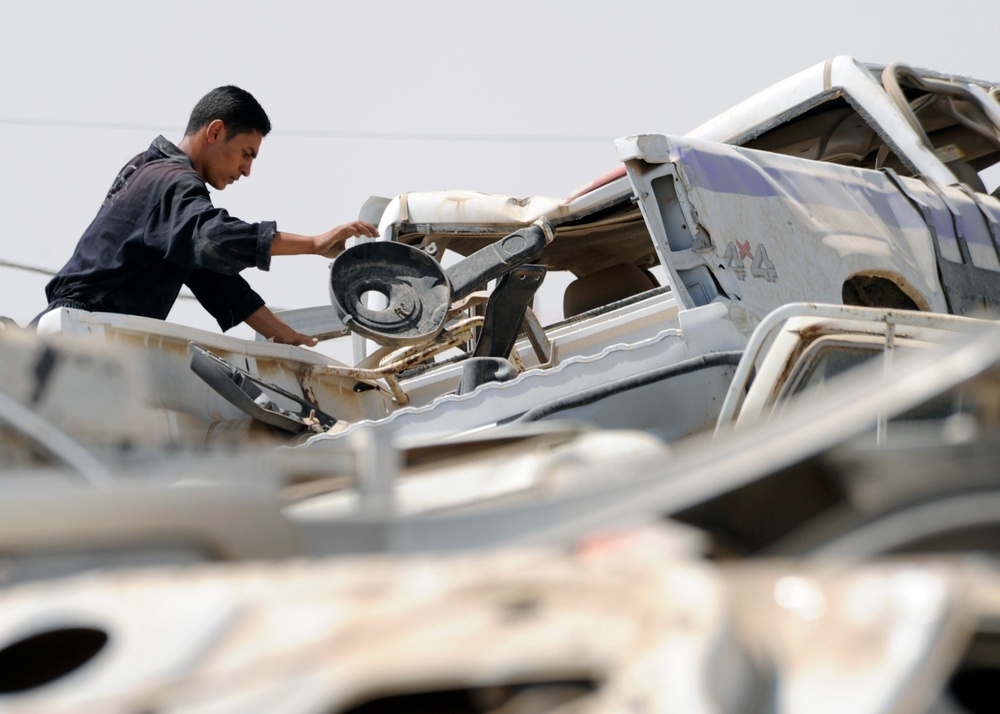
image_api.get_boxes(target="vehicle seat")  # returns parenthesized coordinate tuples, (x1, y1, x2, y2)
(563, 263, 658, 319)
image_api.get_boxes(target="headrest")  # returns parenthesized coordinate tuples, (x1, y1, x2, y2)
(563, 263, 658, 319)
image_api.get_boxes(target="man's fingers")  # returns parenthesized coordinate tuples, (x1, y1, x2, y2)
(285, 334, 318, 347)
(343, 220, 379, 238)
(319, 221, 380, 259)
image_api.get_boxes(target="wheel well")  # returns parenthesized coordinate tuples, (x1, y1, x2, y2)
(842, 274, 922, 311)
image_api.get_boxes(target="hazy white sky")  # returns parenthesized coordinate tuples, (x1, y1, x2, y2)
(2, 0, 997, 342)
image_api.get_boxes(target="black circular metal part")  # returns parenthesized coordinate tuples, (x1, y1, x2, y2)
(330, 242, 451, 346)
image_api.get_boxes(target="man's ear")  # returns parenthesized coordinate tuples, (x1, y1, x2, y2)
(205, 119, 226, 145)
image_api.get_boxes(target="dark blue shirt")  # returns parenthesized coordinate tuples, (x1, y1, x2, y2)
(44, 136, 275, 330)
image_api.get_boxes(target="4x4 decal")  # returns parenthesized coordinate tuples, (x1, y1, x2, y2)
(722, 240, 778, 282)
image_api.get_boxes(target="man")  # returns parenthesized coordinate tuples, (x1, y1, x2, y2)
(39, 86, 378, 346)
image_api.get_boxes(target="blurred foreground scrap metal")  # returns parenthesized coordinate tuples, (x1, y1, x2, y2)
(0, 549, 998, 713)
(2, 56, 1000, 712)
(4, 321, 1000, 711)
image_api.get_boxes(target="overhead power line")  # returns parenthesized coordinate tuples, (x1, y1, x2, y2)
(0, 258, 55, 276)
(0, 259, 202, 302)
(0, 115, 612, 145)
(276, 127, 613, 144)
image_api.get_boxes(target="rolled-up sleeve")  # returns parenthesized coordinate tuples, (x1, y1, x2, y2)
(147, 175, 275, 274)
(185, 270, 265, 331)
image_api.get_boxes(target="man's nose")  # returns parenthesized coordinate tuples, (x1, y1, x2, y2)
(241, 159, 253, 177)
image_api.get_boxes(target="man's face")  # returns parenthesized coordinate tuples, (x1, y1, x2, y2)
(203, 123, 263, 190)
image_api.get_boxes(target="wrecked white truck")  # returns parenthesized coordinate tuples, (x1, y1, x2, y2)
(713, 302, 997, 435)
(37, 56, 1000, 445)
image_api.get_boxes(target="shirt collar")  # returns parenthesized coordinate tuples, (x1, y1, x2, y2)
(151, 135, 191, 163)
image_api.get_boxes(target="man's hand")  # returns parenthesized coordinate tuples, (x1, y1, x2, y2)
(314, 221, 380, 259)
(272, 329, 319, 347)
(244, 306, 318, 347)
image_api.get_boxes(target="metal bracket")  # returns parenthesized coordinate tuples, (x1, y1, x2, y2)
(472, 265, 547, 359)
(189, 343, 337, 434)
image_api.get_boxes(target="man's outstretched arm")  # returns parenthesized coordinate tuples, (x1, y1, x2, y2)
(271, 221, 379, 259)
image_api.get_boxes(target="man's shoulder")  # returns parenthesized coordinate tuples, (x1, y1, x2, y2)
(145, 157, 201, 182)
(137, 138, 203, 185)
(103, 138, 204, 204)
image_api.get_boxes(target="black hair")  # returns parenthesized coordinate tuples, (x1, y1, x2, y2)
(184, 86, 271, 138)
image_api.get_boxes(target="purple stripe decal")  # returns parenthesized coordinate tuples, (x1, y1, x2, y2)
(668, 145, 997, 249)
